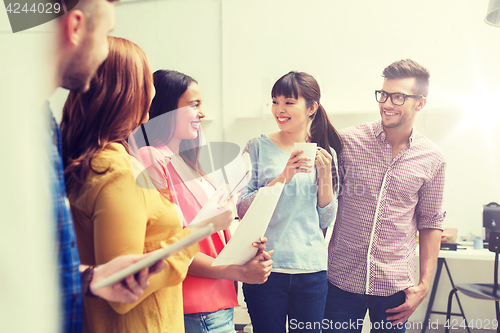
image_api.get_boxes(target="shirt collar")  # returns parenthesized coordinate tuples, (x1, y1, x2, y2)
(373, 120, 416, 147)
(373, 120, 384, 138)
(408, 128, 415, 147)
(156, 144, 174, 158)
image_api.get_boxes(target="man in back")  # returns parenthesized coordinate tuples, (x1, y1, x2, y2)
(324, 59, 446, 333)
(50, 1, 165, 331)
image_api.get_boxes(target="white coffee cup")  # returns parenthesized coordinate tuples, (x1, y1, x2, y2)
(294, 142, 317, 168)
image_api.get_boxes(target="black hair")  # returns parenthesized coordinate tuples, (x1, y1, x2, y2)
(272, 71, 343, 187)
(139, 69, 204, 174)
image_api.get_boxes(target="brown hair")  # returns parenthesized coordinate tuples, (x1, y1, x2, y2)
(271, 71, 343, 187)
(382, 59, 430, 97)
(61, 36, 153, 193)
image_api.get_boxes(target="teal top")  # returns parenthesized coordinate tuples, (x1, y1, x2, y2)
(237, 134, 338, 271)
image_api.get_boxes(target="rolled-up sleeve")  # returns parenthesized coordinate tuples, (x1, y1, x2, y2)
(416, 160, 446, 230)
(317, 198, 337, 229)
(318, 148, 339, 229)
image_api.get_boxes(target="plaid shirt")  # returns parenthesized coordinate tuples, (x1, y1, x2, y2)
(328, 121, 446, 296)
(48, 105, 82, 333)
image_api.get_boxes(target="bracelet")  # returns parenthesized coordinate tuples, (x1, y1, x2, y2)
(81, 266, 99, 298)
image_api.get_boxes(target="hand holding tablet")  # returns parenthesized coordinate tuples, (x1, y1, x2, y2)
(92, 224, 214, 290)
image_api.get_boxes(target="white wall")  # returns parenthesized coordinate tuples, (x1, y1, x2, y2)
(113, 0, 224, 142)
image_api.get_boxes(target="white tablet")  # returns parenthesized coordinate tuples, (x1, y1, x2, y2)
(92, 224, 214, 290)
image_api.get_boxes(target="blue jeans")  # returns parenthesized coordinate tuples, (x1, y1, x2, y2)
(323, 282, 407, 333)
(184, 307, 236, 333)
(243, 271, 327, 333)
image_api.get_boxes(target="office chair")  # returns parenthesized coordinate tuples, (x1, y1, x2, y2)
(445, 231, 500, 333)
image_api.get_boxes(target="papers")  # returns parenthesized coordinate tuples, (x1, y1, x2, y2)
(92, 224, 214, 290)
(220, 151, 252, 203)
(190, 152, 252, 226)
(218, 170, 249, 207)
(212, 181, 284, 266)
(190, 185, 232, 226)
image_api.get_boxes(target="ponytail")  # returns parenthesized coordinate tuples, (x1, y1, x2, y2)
(309, 103, 342, 188)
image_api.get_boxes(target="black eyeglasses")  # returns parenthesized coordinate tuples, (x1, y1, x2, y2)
(375, 90, 424, 106)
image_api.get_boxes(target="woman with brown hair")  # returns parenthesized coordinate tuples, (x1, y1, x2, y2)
(61, 36, 233, 333)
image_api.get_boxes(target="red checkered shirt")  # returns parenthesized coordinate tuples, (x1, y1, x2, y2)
(328, 121, 446, 296)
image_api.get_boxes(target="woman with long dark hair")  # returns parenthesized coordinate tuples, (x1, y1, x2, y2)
(61, 37, 233, 333)
(136, 70, 273, 333)
(237, 71, 342, 333)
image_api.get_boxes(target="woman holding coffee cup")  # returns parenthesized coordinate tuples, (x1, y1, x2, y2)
(237, 71, 342, 333)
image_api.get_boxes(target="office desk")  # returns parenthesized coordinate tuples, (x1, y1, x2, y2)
(421, 246, 495, 333)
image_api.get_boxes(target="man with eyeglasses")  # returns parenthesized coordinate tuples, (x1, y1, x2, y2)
(323, 59, 446, 333)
